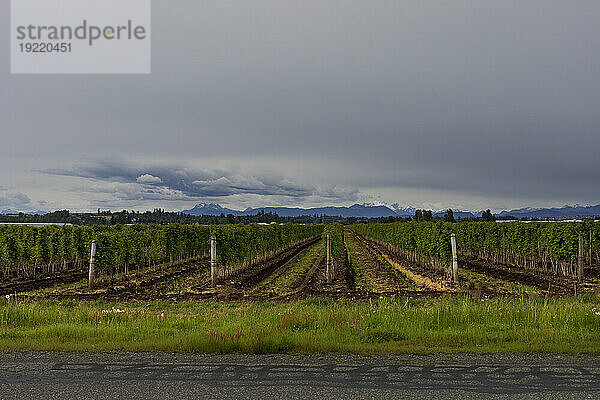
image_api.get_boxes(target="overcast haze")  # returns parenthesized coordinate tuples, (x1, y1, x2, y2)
(2, 1, 600, 213)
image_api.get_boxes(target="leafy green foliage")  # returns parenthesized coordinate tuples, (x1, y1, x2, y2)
(323, 223, 344, 261)
(211, 223, 322, 266)
(353, 221, 454, 261)
(353, 221, 600, 265)
(0, 223, 322, 273)
(454, 221, 599, 262)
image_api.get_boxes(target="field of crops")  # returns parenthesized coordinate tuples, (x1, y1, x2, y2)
(1, 221, 599, 300)
(353, 221, 600, 295)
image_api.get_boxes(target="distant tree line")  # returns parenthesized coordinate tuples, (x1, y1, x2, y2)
(0, 207, 499, 226)
(4, 207, 595, 226)
(411, 208, 494, 223)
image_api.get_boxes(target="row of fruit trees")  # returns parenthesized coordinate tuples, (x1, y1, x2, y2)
(0, 223, 322, 280)
(353, 221, 599, 278)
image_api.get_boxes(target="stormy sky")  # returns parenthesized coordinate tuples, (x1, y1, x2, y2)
(2, 1, 600, 213)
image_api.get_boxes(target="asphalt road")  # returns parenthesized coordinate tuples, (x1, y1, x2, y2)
(2, 352, 600, 399)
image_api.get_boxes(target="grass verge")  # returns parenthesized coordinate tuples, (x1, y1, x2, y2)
(1, 295, 600, 354)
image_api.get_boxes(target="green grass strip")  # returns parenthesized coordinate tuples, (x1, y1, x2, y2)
(1, 295, 600, 354)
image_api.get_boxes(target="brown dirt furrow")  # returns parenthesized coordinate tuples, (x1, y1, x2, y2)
(222, 236, 322, 291)
(294, 253, 325, 293)
(460, 255, 575, 295)
(352, 231, 449, 285)
(585, 266, 600, 278)
(247, 244, 317, 295)
(345, 230, 422, 292)
(330, 231, 355, 292)
(36, 257, 209, 299)
(274, 254, 326, 299)
(0, 268, 87, 296)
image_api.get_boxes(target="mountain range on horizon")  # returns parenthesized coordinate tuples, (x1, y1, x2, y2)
(0, 209, 49, 216)
(181, 203, 600, 219)
(2, 203, 599, 220)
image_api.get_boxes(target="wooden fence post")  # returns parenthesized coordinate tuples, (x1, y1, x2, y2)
(590, 230, 593, 265)
(326, 234, 333, 283)
(578, 234, 584, 282)
(211, 235, 217, 288)
(88, 240, 96, 289)
(450, 234, 458, 283)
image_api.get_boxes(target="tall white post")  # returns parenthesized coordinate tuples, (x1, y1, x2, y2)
(326, 234, 333, 283)
(450, 234, 458, 283)
(578, 234, 584, 282)
(590, 230, 593, 265)
(211, 235, 217, 288)
(88, 240, 96, 289)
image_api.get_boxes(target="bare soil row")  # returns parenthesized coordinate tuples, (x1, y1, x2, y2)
(15, 229, 598, 301)
(0, 267, 87, 296)
(345, 231, 420, 293)
(459, 255, 579, 295)
(350, 230, 583, 297)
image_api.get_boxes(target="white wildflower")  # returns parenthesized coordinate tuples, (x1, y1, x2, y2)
(102, 308, 125, 314)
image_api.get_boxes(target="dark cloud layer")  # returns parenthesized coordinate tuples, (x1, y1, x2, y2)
(0, 192, 31, 208)
(43, 159, 359, 203)
(1, 1, 600, 211)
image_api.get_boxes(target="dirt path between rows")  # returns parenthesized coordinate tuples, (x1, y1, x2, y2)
(459, 255, 577, 295)
(219, 236, 322, 292)
(0, 268, 87, 296)
(345, 230, 420, 292)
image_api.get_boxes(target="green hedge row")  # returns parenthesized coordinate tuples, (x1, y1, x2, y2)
(0, 223, 323, 272)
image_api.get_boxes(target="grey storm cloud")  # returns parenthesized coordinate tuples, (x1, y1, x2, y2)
(1, 0, 600, 211)
(0, 192, 31, 208)
(136, 174, 163, 184)
(42, 159, 359, 202)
